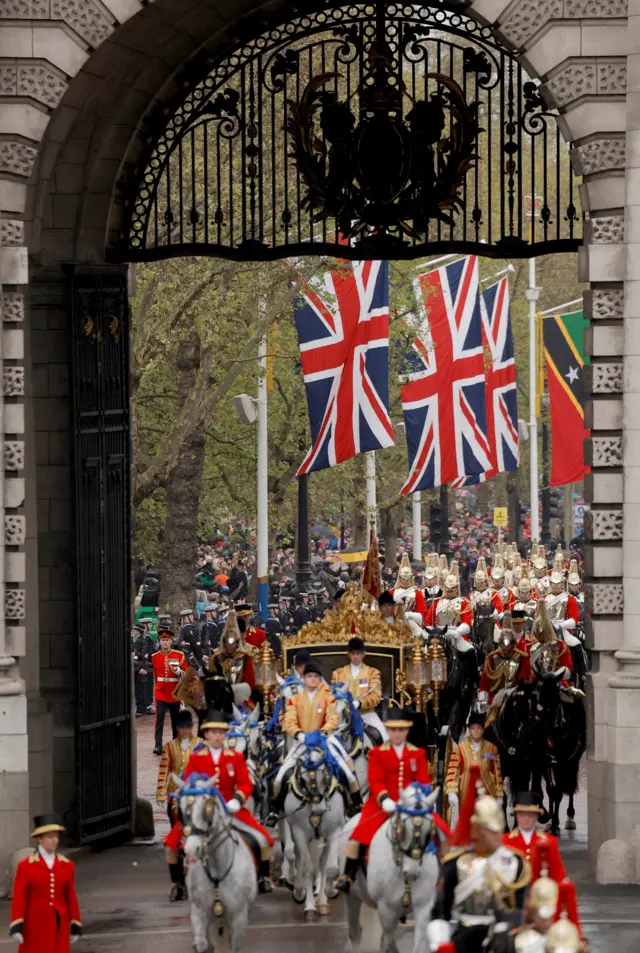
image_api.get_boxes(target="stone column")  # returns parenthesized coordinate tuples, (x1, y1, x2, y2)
(0, 224, 30, 890)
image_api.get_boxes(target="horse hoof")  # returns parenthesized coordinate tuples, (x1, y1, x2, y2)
(326, 886, 338, 900)
(565, 819, 577, 831)
(317, 903, 330, 916)
(304, 909, 318, 922)
(293, 888, 306, 904)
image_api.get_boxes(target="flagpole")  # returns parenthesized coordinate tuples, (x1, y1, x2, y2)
(257, 334, 269, 621)
(526, 197, 541, 543)
(366, 452, 377, 536)
(412, 492, 422, 562)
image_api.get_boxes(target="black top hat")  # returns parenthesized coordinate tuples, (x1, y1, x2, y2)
(347, 637, 365, 652)
(513, 792, 543, 813)
(468, 711, 486, 728)
(294, 648, 311, 665)
(378, 591, 394, 606)
(201, 709, 230, 730)
(175, 709, 193, 728)
(31, 813, 65, 838)
(303, 661, 322, 676)
(511, 609, 526, 619)
(384, 707, 414, 729)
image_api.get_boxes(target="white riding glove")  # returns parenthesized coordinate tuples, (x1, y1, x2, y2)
(11, 934, 23, 945)
(352, 698, 361, 709)
(295, 732, 305, 743)
(381, 797, 396, 814)
(447, 792, 459, 808)
(477, 690, 489, 712)
(227, 798, 241, 814)
(71, 936, 80, 946)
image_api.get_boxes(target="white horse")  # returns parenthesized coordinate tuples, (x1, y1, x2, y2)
(341, 783, 440, 953)
(177, 775, 257, 953)
(331, 686, 372, 799)
(284, 741, 346, 921)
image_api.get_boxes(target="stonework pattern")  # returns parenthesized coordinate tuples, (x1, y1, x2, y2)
(587, 362, 623, 394)
(3, 367, 24, 396)
(590, 217, 625, 245)
(546, 63, 596, 108)
(575, 138, 625, 176)
(50, 0, 115, 47)
(5, 588, 25, 620)
(499, 0, 563, 49)
(584, 509, 623, 541)
(17, 64, 68, 109)
(0, 220, 25, 247)
(564, 0, 627, 15)
(4, 441, 24, 471)
(0, 1, 49, 15)
(597, 63, 627, 96)
(5, 515, 25, 546)
(2, 294, 24, 323)
(584, 583, 624, 614)
(589, 436, 623, 467)
(0, 141, 38, 178)
(589, 287, 623, 321)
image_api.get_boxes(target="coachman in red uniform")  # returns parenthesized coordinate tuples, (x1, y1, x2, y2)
(235, 603, 267, 650)
(336, 709, 448, 892)
(10, 814, 81, 953)
(180, 709, 274, 893)
(503, 792, 566, 883)
(152, 631, 188, 754)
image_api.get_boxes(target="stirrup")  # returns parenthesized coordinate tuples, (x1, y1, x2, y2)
(335, 874, 352, 893)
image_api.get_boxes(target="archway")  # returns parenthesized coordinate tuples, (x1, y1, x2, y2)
(0, 0, 629, 875)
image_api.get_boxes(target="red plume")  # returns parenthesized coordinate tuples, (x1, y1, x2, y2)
(436, 945, 456, 953)
(556, 879, 583, 937)
(450, 763, 481, 847)
(530, 840, 550, 882)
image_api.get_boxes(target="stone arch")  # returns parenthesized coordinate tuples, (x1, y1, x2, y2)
(0, 0, 632, 873)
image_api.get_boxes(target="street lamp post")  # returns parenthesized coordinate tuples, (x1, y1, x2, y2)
(525, 194, 542, 542)
(295, 474, 312, 591)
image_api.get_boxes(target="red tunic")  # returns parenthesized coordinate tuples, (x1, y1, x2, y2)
(11, 852, 81, 953)
(352, 742, 446, 845)
(518, 640, 573, 684)
(167, 744, 273, 851)
(503, 829, 566, 883)
(425, 597, 473, 635)
(152, 649, 188, 703)
(389, 587, 429, 623)
(245, 626, 266, 649)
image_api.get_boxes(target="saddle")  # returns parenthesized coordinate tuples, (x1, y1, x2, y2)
(236, 825, 260, 869)
(365, 725, 383, 747)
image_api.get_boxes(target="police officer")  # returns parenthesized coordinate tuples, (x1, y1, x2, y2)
(178, 608, 207, 667)
(315, 586, 332, 619)
(132, 623, 155, 715)
(265, 604, 283, 660)
(201, 604, 220, 653)
(292, 592, 311, 631)
(278, 596, 294, 635)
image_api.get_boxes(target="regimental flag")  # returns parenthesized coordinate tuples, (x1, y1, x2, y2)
(400, 256, 493, 492)
(294, 260, 395, 475)
(362, 523, 382, 602)
(543, 309, 589, 486)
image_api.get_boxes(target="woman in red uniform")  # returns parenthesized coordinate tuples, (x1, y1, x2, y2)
(337, 709, 448, 892)
(182, 708, 274, 893)
(10, 814, 82, 953)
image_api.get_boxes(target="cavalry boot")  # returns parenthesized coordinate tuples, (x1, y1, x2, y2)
(350, 788, 363, 812)
(168, 863, 182, 902)
(335, 847, 364, 894)
(258, 859, 273, 894)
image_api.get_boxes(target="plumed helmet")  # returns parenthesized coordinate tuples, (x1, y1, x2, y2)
(471, 795, 505, 834)
(532, 599, 555, 644)
(491, 553, 505, 583)
(395, 553, 414, 589)
(474, 556, 488, 587)
(528, 875, 559, 918)
(550, 570, 565, 587)
(517, 576, 532, 598)
(567, 558, 581, 587)
(544, 919, 582, 953)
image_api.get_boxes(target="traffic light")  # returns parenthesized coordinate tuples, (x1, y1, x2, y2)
(549, 488, 563, 520)
(429, 501, 443, 549)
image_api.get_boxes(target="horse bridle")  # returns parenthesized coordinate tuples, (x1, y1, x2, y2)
(182, 792, 238, 885)
(290, 756, 338, 833)
(388, 803, 437, 909)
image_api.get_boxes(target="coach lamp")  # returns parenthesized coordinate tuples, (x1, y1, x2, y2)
(256, 640, 277, 714)
(405, 641, 429, 711)
(426, 638, 447, 717)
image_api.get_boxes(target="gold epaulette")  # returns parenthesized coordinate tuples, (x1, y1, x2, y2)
(406, 742, 418, 751)
(442, 847, 469, 864)
(380, 742, 391, 751)
(57, 853, 71, 863)
(507, 829, 519, 839)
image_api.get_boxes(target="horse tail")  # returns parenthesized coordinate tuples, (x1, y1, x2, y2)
(359, 904, 382, 953)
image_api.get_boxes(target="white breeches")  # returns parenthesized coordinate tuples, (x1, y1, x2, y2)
(362, 710, 388, 742)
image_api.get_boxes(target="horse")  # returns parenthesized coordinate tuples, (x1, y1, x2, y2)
(340, 783, 440, 953)
(225, 705, 265, 815)
(485, 681, 537, 813)
(471, 602, 497, 666)
(331, 685, 371, 800)
(424, 626, 478, 745)
(531, 671, 587, 836)
(176, 775, 257, 953)
(283, 737, 346, 921)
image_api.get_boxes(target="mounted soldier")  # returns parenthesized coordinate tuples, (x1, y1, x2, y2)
(513, 575, 538, 632)
(390, 552, 429, 628)
(518, 600, 573, 688)
(530, 546, 550, 597)
(423, 553, 442, 606)
(477, 612, 527, 717)
(470, 556, 503, 616)
(497, 568, 517, 613)
(212, 610, 257, 707)
(544, 568, 581, 639)
(425, 561, 473, 641)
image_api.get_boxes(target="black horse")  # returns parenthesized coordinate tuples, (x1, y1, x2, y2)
(470, 603, 496, 667)
(531, 671, 587, 835)
(485, 682, 537, 814)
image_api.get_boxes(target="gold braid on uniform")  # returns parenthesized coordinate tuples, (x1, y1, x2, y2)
(486, 856, 531, 911)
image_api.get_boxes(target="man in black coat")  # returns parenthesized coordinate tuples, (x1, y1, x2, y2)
(178, 609, 208, 668)
(292, 592, 311, 632)
(200, 604, 220, 654)
(132, 623, 155, 715)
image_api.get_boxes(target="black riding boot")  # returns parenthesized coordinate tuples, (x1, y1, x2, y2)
(258, 858, 273, 894)
(168, 862, 187, 902)
(336, 844, 366, 893)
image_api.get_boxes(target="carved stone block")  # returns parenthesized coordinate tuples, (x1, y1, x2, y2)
(4, 441, 24, 472)
(0, 1, 49, 15)
(590, 217, 625, 245)
(0, 141, 38, 178)
(574, 138, 625, 176)
(2, 293, 25, 323)
(3, 367, 24, 397)
(586, 435, 623, 467)
(585, 362, 623, 395)
(500, 0, 563, 48)
(5, 515, 26, 547)
(0, 220, 24, 248)
(546, 63, 596, 108)
(597, 62, 626, 96)
(584, 287, 623, 322)
(50, 0, 115, 47)
(585, 583, 623, 615)
(564, 0, 627, 15)
(17, 64, 68, 110)
(5, 588, 25, 621)
(584, 508, 623, 541)
(0, 65, 17, 95)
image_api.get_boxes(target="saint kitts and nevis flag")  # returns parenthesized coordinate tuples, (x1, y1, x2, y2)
(543, 310, 589, 486)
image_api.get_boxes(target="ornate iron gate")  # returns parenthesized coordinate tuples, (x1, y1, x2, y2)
(70, 269, 132, 843)
(116, 0, 581, 263)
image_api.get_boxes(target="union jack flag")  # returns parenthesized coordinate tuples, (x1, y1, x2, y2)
(294, 260, 395, 475)
(399, 256, 493, 493)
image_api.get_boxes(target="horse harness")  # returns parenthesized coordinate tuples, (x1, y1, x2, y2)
(291, 759, 339, 836)
(388, 808, 437, 909)
(183, 794, 238, 926)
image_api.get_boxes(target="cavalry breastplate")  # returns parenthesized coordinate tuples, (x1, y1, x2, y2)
(530, 641, 560, 674)
(532, 576, 550, 595)
(394, 586, 416, 611)
(471, 589, 494, 609)
(220, 654, 246, 683)
(514, 598, 536, 617)
(453, 847, 521, 922)
(436, 598, 461, 626)
(545, 593, 568, 621)
(489, 654, 520, 688)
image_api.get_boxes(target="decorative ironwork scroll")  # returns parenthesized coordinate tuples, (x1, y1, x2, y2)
(117, 0, 581, 262)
